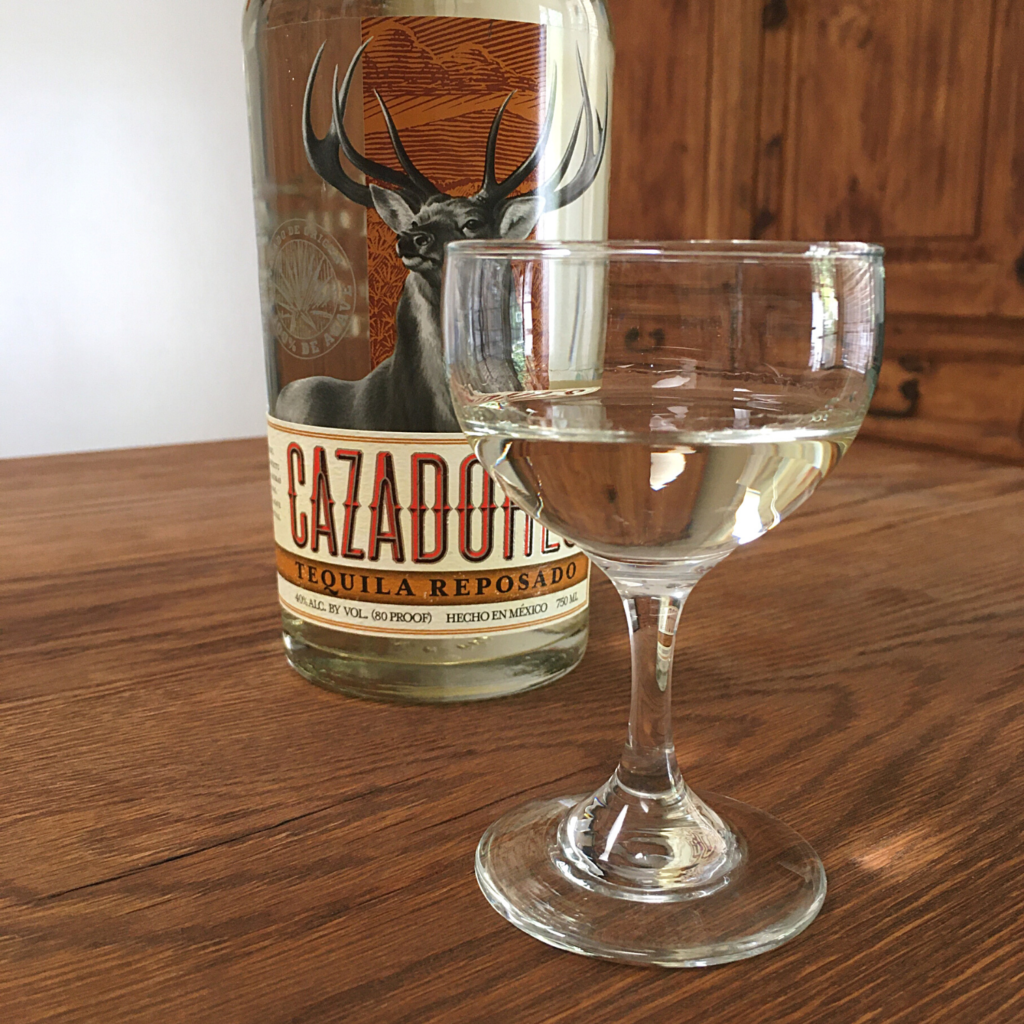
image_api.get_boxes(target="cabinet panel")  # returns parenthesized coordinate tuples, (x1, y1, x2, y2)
(859, 315, 1024, 459)
(768, 0, 1024, 318)
(980, 0, 1024, 254)
(865, 359, 1024, 461)
(608, 0, 715, 239)
(784, 0, 993, 242)
(706, 0, 765, 238)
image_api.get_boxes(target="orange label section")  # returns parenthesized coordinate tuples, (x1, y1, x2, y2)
(276, 546, 588, 606)
(361, 16, 546, 367)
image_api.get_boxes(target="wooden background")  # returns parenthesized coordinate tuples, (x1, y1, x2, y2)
(607, 0, 1024, 462)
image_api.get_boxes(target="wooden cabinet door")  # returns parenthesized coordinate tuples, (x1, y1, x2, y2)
(608, 0, 1024, 461)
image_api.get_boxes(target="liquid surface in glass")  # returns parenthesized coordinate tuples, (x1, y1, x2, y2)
(469, 385, 863, 568)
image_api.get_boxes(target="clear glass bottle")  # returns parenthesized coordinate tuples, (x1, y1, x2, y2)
(242, 0, 613, 701)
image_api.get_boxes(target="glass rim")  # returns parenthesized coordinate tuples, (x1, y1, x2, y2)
(445, 239, 884, 261)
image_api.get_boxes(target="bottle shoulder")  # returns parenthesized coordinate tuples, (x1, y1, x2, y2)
(244, 0, 611, 34)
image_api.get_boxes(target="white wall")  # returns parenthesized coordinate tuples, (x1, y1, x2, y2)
(0, 1, 266, 458)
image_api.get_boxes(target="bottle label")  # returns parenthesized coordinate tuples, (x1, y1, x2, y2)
(269, 417, 589, 636)
(257, 16, 606, 639)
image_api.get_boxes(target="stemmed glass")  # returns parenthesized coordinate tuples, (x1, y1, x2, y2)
(443, 241, 884, 966)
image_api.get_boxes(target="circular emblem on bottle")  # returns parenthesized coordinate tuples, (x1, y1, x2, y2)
(268, 220, 356, 359)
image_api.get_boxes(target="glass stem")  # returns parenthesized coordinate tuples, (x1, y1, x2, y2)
(618, 591, 689, 795)
(559, 578, 738, 893)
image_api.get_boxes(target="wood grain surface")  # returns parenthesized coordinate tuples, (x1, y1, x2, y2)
(1, 438, 1022, 1023)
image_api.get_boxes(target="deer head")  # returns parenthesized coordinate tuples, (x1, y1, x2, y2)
(303, 39, 607, 282)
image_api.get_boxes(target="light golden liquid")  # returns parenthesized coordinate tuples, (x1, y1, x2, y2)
(470, 391, 861, 568)
(479, 432, 851, 566)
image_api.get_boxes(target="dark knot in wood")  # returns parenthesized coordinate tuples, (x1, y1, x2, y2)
(763, 0, 789, 30)
(869, 378, 920, 419)
(1014, 246, 1024, 286)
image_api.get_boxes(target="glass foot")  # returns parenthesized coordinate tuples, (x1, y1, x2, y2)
(475, 791, 826, 967)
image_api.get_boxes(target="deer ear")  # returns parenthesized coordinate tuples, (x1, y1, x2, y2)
(370, 185, 417, 234)
(498, 196, 545, 240)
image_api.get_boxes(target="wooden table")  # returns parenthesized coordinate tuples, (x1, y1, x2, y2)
(1, 438, 1022, 1023)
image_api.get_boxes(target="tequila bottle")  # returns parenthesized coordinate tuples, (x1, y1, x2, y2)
(242, 0, 614, 700)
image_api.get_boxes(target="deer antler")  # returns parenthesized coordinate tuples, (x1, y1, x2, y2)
(480, 70, 558, 199)
(478, 54, 607, 213)
(372, 90, 441, 199)
(303, 39, 440, 209)
(534, 52, 608, 210)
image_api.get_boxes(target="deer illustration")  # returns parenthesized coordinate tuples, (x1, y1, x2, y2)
(274, 39, 608, 432)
